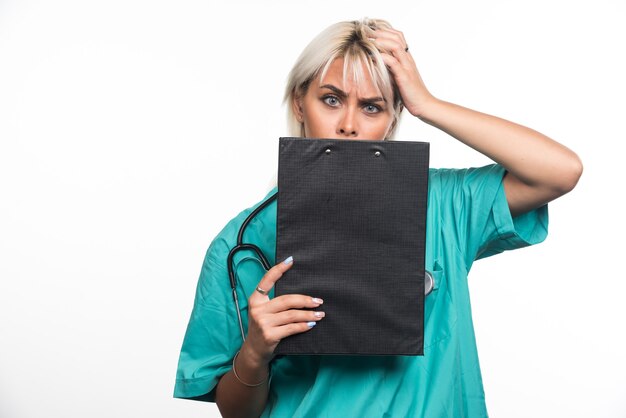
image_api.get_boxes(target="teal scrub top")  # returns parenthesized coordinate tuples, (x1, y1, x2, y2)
(174, 164, 548, 417)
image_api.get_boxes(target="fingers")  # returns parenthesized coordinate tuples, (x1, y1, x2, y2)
(370, 29, 417, 83)
(249, 256, 324, 317)
(272, 322, 319, 341)
(246, 256, 327, 355)
(251, 256, 294, 301)
(249, 295, 324, 340)
(248, 303, 324, 355)
(251, 320, 321, 352)
(265, 294, 324, 313)
(379, 52, 402, 75)
(382, 26, 408, 49)
(370, 27, 411, 59)
(251, 257, 324, 312)
(244, 313, 321, 364)
(368, 26, 431, 117)
(261, 308, 325, 328)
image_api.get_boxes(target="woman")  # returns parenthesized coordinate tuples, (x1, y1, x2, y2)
(174, 18, 582, 417)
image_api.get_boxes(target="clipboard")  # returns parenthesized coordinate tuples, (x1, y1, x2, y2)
(275, 137, 429, 355)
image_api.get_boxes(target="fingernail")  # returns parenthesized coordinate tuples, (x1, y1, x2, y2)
(314, 311, 325, 318)
(283, 256, 293, 265)
(312, 297, 323, 304)
(307, 322, 317, 328)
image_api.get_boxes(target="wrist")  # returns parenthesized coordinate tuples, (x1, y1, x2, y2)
(236, 343, 271, 382)
(406, 93, 438, 120)
(232, 350, 269, 387)
(413, 96, 447, 125)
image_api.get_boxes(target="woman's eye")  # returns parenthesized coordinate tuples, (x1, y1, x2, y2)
(363, 104, 381, 114)
(322, 96, 340, 107)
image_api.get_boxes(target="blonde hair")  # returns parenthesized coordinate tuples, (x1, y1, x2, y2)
(284, 18, 404, 138)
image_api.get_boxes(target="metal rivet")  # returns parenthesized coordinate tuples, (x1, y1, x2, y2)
(374, 151, 381, 157)
(325, 149, 331, 154)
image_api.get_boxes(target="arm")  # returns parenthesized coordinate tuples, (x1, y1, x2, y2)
(373, 28, 583, 217)
(214, 348, 270, 418)
(215, 258, 325, 418)
(418, 100, 582, 216)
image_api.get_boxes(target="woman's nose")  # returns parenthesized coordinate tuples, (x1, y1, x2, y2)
(337, 109, 358, 138)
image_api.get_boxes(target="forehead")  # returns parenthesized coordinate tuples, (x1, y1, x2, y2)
(317, 57, 382, 96)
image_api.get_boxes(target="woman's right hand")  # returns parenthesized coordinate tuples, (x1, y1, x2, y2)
(217, 257, 322, 416)
(240, 256, 325, 367)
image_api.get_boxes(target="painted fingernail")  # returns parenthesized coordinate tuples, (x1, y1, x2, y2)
(283, 256, 293, 265)
(307, 322, 317, 328)
(312, 298, 323, 304)
(314, 311, 325, 318)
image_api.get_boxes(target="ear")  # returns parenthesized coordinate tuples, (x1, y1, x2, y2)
(385, 105, 403, 139)
(292, 94, 304, 123)
(385, 115, 398, 140)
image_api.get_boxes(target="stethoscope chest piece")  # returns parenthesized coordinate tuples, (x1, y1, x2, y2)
(425, 270, 435, 296)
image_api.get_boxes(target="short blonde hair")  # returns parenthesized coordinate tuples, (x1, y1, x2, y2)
(284, 18, 404, 138)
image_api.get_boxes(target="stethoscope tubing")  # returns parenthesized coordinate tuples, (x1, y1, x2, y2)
(227, 192, 278, 341)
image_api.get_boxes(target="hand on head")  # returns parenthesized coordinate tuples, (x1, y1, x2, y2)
(369, 25, 435, 118)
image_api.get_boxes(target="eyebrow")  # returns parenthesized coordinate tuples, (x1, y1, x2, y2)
(319, 84, 386, 103)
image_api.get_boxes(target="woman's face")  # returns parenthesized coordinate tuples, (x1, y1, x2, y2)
(293, 58, 395, 141)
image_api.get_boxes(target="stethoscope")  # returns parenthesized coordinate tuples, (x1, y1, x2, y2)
(227, 191, 278, 342)
(227, 191, 434, 343)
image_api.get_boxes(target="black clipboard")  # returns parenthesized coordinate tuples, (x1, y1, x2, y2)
(275, 137, 429, 355)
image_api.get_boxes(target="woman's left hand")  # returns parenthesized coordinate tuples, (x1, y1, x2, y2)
(370, 26, 435, 118)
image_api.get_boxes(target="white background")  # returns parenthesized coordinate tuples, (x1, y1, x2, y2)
(1, 0, 625, 417)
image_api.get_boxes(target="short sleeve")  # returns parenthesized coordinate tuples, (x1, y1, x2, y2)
(475, 172, 548, 260)
(173, 240, 242, 401)
(431, 164, 548, 269)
